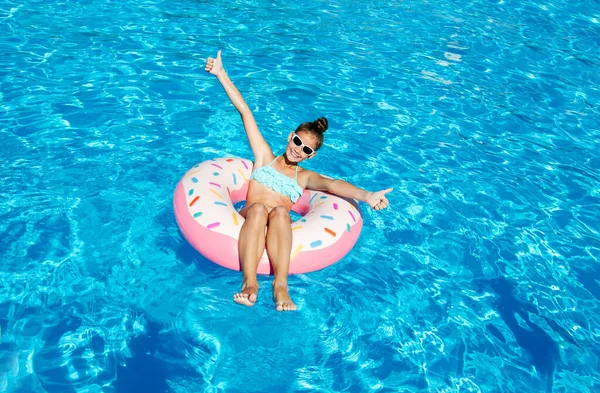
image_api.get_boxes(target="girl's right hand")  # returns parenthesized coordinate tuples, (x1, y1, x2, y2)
(205, 50, 224, 76)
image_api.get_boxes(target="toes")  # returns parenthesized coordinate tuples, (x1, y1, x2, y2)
(234, 286, 258, 307)
(234, 293, 256, 307)
(276, 301, 297, 311)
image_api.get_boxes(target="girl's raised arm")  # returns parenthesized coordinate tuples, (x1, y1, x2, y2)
(205, 50, 272, 166)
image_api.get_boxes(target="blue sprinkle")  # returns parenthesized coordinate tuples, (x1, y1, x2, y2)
(309, 193, 317, 203)
(188, 189, 194, 196)
(347, 223, 351, 232)
(320, 215, 334, 220)
(193, 212, 203, 218)
(214, 202, 228, 206)
(233, 173, 237, 185)
(301, 219, 307, 223)
(320, 195, 327, 199)
(310, 240, 323, 248)
(191, 177, 198, 183)
(213, 172, 219, 176)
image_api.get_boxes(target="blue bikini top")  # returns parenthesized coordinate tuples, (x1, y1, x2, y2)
(250, 157, 303, 203)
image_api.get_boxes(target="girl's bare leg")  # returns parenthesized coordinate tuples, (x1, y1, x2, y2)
(265, 206, 297, 311)
(234, 203, 268, 306)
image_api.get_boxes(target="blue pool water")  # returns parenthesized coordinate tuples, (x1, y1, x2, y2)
(1, 0, 599, 392)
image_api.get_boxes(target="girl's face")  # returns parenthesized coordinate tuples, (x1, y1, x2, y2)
(285, 131, 318, 162)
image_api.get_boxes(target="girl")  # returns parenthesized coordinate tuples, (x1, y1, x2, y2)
(205, 51, 392, 311)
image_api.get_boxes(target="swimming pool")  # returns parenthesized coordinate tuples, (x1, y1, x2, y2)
(1, 0, 599, 391)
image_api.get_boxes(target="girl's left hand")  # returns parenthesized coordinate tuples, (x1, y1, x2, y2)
(366, 188, 393, 211)
(205, 50, 224, 76)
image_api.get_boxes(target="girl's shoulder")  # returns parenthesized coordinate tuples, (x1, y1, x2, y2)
(297, 167, 321, 183)
(254, 152, 277, 169)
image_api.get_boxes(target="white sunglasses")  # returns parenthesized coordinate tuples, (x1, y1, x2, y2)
(291, 134, 315, 155)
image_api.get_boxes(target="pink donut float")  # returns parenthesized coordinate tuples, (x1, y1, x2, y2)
(173, 157, 363, 274)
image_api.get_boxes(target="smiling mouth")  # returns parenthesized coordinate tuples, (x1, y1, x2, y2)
(290, 149, 300, 158)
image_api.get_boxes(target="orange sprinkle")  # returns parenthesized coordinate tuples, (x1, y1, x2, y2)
(313, 202, 326, 209)
(292, 226, 303, 231)
(226, 186, 231, 197)
(226, 158, 234, 162)
(237, 168, 248, 182)
(189, 196, 200, 206)
(291, 245, 304, 260)
(210, 189, 224, 200)
(324, 228, 336, 237)
(232, 212, 239, 226)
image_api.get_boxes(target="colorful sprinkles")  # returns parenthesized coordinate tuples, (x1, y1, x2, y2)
(182, 158, 363, 265)
(348, 210, 356, 222)
(189, 196, 200, 207)
(324, 228, 336, 237)
(291, 245, 304, 260)
(185, 169, 201, 179)
(210, 189, 223, 199)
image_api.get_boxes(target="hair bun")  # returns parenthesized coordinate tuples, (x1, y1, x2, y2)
(313, 117, 328, 133)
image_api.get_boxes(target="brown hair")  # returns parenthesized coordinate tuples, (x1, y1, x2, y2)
(295, 117, 328, 150)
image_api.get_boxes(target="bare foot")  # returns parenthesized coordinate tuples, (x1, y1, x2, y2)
(234, 283, 258, 307)
(273, 283, 297, 311)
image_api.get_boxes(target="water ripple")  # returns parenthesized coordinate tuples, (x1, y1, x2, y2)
(2, 0, 600, 392)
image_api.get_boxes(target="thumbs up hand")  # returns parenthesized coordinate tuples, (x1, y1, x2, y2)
(205, 50, 224, 76)
(366, 188, 393, 211)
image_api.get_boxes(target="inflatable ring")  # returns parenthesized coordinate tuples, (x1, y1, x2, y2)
(173, 157, 363, 274)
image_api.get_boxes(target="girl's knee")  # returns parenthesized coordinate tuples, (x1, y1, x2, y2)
(269, 206, 290, 223)
(245, 203, 268, 223)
